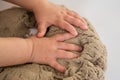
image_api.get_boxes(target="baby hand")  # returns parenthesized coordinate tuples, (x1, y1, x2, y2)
(32, 0, 88, 37)
(28, 33, 82, 72)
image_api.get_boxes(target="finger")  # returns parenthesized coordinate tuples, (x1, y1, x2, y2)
(67, 10, 88, 25)
(37, 22, 47, 37)
(49, 61, 66, 73)
(67, 10, 82, 20)
(61, 6, 87, 25)
(56, 50, 79, 59)
(64, 15, 87, 30)
(58, 20, 78, 36)
(51, 33, 74, 41)
(58, 42, 82, 51)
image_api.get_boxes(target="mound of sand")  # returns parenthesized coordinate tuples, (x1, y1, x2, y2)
(0, 8, 107, 80)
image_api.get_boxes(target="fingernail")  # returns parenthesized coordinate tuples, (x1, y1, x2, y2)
(37, 33, 43, 37)
(72, 31, 78, 36)
(37, 33, 41, 37)
(61, 68, 66, 73)
(78, 47, 83, 51)
(83, 25, 88, 29)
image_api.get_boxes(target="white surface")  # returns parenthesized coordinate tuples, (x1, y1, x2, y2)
(0, 0, 120, 80)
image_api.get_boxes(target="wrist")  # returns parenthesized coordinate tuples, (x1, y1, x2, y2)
(25, 38, 33, 63)
(32, 0, 48, 12)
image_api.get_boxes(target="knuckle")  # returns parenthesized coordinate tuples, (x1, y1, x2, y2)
(73, 19, 79, 24)
(58, 50, 66, 57)
(57, 20, 63, 27)
(65, 52, 71, 57)
(57, 12, 64, 18)
(68, 16, 74, 22)
(61, 10, 66, 15)
(51, 36, 57, 41)
(63, 14, 68, 19)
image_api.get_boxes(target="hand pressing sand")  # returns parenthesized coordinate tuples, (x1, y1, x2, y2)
(5, 0, 87, 37)
(0, 33, 81, 73)
(28, 33, 82, 72)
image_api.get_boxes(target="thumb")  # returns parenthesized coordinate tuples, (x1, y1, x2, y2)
(37, 22, 47, 37)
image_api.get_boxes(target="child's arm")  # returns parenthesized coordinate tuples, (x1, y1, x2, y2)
(0, 37, 32, 66)
(5, 0, 88, 37)
(0, 33, 81, 72)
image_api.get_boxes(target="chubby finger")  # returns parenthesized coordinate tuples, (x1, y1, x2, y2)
(67, 10, 81, 19)
(51, 33, 75, 41)
(56, 50, 79, 59)
(37, 22, 47, 37)
(67, 11, 87, 26)
(58, 20, 77, 36)
(58, 42, 82, 51)
(49, 61, 66, 73)
(67, 10, 85, 22)
(64, 15, 87, 30)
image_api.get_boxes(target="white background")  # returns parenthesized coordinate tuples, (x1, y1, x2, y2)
(0, 0, 120, 80)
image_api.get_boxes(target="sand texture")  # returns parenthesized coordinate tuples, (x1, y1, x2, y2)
(0, 8, 107, 80)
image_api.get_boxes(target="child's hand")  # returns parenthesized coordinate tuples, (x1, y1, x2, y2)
(32, 0, 88, 37)
(28, 33, 82, 72)
(5, 0, 87, 37)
